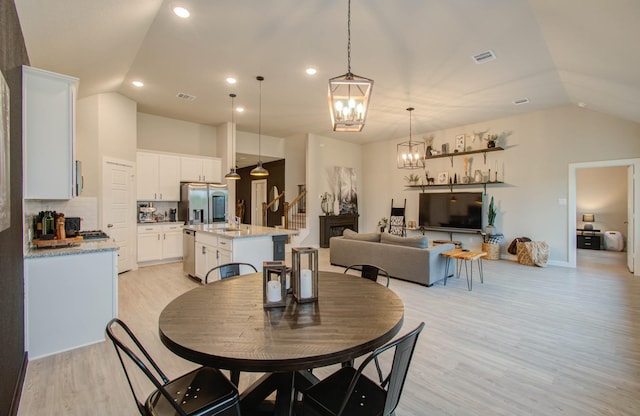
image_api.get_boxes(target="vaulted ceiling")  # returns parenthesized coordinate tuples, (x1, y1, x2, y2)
(15, 0, 640, 145)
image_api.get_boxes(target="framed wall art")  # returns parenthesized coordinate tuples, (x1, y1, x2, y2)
(437, 171, 449, 185)
(455, 134, 465, 152)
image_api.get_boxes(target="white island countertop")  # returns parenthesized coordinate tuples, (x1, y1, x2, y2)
(186, 223, 298, 239)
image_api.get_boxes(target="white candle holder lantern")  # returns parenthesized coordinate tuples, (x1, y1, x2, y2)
(292, 247, 319, 303)
(263, 261, 287, 308)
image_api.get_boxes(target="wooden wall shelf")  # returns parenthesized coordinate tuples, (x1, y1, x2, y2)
(406, 181, 504, 194)
(427, 146, 504, 166)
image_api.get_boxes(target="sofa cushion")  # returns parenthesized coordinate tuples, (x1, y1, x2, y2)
(342, 229, 381, 242)
(380, 232, 428, 248)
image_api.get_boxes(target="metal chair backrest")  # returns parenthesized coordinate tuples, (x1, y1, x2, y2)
(105, 318, 186, 416)
(339, 322, 425, 416)
(205, 262, 258, 283)
(344, 264, 390, 287)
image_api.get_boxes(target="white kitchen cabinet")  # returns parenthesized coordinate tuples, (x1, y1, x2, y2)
(162, 223, 183, 258)
(23, 66, 79, 200)
(138, 223, 184, 264)
(180, 155, 221, 182)
(194, 231, 231, 282)
(201, 158, 221, 182)
(195, 241, 218, 281)
(24, 248, 118, 359)
(137, 152, 181, 201)
(137, 225, 163, 262)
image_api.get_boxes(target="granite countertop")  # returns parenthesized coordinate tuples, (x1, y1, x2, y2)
(185, 223, 298, 239)
(25, 239, 119, 259)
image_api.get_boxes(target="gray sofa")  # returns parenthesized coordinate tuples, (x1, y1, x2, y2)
(329, 230, 455, 286)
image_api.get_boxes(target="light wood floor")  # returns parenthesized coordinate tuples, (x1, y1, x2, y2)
(17, 249, 640, 415)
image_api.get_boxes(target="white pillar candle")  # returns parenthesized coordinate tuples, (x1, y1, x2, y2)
(267, 280, 282, 303)
(285, 273, 291, 290)
(300, 269, 312, 298)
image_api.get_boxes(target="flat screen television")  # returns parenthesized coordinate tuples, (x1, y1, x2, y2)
(418, 192, 485, 232)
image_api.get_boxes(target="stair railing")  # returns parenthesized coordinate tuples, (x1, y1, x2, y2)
(262, 191, 285, 226)
(283, 188, 306, 232)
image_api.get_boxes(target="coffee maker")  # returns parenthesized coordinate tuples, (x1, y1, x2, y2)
(138, 203, 156, 223)
(169, 208, 177, 221)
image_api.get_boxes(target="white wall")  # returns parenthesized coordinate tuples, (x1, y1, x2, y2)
(577, 166, 628, 242)
(236, 131, 284, 159)
(361, 105, 640, 263)
(76, 93, 137, 198)
(284, 134, 306, 204)
(302, 134, 363, 247)
(137, 112, 217, 156)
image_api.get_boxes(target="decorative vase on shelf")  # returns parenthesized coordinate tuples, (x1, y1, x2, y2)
(321, 200, 330, 215)
(474, 170, 483, 183)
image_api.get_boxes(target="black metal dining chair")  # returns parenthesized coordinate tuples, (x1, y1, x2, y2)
(343, 264, 390, 287)
(302, 322, 425, 416)
(205, 262, 258, 283)
(105, 318, 241, 416)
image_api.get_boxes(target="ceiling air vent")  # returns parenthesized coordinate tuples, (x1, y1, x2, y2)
(472, 50, 496, 64)
(513, 98, 530, 105)
(176, 92, 196, 101)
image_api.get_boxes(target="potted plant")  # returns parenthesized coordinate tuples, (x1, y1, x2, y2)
(485, 134, 498, 148)
(404, 173, 421, 185)
(486, 196, 497, 235)
(377, 217, 388, 233)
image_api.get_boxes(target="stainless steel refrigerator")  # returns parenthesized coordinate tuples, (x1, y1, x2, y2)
(178, 183, 228, 224)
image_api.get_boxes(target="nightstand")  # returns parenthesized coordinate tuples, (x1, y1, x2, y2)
(577, 229, 601, 250)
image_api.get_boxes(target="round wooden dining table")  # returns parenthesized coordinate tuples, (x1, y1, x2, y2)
(159, 270, 404, 415)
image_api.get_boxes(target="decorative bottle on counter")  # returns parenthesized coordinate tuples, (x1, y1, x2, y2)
(43, 211, 55, 236)
(56, 214, 66, 240)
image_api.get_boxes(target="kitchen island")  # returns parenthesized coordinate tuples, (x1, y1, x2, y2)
(184, 224, 298, 282)
(24, 240, 118, 359)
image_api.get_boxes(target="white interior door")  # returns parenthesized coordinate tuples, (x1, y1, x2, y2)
(102, 159, 135, 273)
(627, 165, 635, 273)
(251, 179, 267, 226)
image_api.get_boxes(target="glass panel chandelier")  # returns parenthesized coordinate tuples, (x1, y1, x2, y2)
(397, 107, 425, 169)
(224, 93, 241, 180)
(250, 76, 269, 177)
(328, 0, 373, 132)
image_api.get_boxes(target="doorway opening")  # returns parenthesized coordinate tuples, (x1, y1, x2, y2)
(251, 179, 267, 226)
(568, 159, 639, 275)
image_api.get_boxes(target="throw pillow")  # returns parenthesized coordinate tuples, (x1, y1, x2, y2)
(380, 232, 428, 248)
(342, 228, 381, 242)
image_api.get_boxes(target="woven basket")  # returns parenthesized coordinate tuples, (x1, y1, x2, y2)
(482, 243, 500, 260)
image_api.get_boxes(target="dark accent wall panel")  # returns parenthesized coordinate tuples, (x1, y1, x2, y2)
(0, 1, 30, 414)
(236, 159, 285, 227)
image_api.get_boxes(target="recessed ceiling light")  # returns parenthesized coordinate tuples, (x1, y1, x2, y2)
(226, 77, 237, 84)
(132, 81, 144, 87)
(306, 68, 317, 75)
(577, 102, 587, 108)
(173, 7, 190, 18)
(236, 106, 244, 113)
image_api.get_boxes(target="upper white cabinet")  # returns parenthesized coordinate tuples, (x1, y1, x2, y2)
(23, 66, 79, 199)
(180, 155, 221, 183)
(136, 152, 181, 201)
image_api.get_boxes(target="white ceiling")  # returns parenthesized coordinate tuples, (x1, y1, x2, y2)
(14, 0, 640, 148)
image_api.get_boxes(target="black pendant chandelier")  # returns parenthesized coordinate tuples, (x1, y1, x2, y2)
(250, 76, 269, 177)
(224, 93, 241, 180)
(328, 0, 373, 132)
(397, 107, 425, 169)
